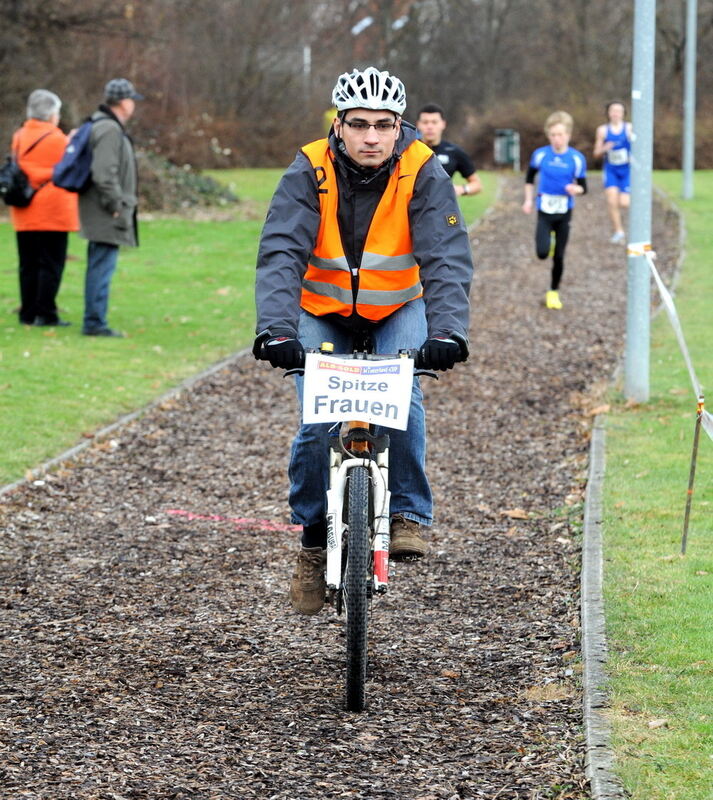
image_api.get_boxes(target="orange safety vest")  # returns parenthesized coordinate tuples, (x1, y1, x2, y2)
(300, 137, 433, 322)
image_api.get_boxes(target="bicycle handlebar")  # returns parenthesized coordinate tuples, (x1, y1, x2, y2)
(305, 346, 420, 360)
(284, 347, 437, 378)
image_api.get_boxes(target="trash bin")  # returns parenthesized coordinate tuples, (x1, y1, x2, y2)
(494, 128, 520, 171)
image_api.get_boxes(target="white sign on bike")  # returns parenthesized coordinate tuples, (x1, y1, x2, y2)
(302, 353, 413, 431)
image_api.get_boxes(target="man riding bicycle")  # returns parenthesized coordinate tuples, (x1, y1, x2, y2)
(253, 67, 474, 615)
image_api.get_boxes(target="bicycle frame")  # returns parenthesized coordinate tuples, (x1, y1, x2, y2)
(295, 344, 432, 711)
(300, 344, 414, 599)
(325, 437, 391, 594)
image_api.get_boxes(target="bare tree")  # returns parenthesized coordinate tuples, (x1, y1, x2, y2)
(3, 0, 713, 167)
(0, 0, 126, 139)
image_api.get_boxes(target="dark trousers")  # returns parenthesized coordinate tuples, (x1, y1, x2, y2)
(17, 231, 69, 324)
(535, 210, 571, 290)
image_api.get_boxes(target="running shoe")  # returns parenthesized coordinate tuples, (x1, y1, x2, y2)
(545, 290, 563, 310)
(610, 231, 626, 244)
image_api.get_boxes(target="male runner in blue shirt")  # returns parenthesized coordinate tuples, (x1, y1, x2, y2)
(522, 111, 587, 310)
(594, 101, 632, 244)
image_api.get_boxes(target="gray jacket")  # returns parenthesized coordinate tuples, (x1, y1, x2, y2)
(78, 107, 138, 247)
(255, 124, 473, 346)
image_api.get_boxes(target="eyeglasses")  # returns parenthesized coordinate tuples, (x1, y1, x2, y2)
(341, 120, 398, 133)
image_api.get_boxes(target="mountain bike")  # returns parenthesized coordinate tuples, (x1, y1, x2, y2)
(299, 342, 432, 711)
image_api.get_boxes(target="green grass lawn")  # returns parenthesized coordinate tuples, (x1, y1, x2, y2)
(0, 168, 497, 486)
(603, 171, 713, 798)
(460, 170, 498, 227)
(0, 168, 283, 485)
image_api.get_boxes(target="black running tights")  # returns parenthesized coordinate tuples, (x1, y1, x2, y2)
(535, 210, 571, 290)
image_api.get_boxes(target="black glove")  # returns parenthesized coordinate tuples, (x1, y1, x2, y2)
(418, 337, 461, 371)
(258, 336, 305, 370)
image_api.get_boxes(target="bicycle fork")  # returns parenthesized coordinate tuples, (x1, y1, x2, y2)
(325, 447, 391, 594)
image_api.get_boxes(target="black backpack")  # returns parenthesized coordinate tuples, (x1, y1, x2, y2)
(0, 131, 52, 207)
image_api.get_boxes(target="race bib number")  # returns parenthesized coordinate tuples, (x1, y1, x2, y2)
(608, 147, 629, 165)
(540, 193, 569, 214)
(302, 353, 414, 431)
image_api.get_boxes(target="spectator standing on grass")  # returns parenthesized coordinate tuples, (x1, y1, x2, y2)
(593, 100, 632, 245)
(10, 89, 78, 327)
(78, 78, 142, 337)
(522, 110, 587, 310)
(416, 103, 481, 198)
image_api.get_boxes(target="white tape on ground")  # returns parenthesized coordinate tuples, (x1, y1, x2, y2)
(702, 410, 713, 443)
(645, 251, 702, 399)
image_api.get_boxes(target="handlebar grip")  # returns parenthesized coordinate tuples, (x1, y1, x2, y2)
(409, 348, 424, 370)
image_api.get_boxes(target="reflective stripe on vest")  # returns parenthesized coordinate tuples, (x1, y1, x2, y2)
(300, 137, 433, 321)
(302, 279, 423, 307)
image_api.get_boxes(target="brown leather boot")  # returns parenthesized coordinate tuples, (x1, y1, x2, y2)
(289, 547, 326, 615)
(389, 514, 428, 561)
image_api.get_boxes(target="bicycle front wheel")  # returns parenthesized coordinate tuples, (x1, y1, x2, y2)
(345, 465, 370, 712)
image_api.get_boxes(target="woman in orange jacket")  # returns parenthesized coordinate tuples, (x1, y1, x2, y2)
(10, 89, 79, 326)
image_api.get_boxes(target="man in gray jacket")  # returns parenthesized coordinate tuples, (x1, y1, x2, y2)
(79, 78, 141, 337)
(254, 67, 474, 615)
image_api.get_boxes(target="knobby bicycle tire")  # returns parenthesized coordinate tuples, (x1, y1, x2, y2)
(345, 465, 370, 711)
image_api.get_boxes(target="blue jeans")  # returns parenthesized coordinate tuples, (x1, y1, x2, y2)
(288, 299, 432, 527)
(83, 242, 119, 332)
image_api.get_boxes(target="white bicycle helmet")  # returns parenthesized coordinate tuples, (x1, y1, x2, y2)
(332, 67, 406, 115)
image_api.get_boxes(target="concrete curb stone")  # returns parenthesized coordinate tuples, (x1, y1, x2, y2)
(581, 418, 627, 799)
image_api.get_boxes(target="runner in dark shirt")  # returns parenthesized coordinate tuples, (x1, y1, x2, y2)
(416, 103, 481, 197)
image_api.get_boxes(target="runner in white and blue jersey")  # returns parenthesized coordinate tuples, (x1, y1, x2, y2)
(522, 110, 587, 310)
(594, 101, 632, 244)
